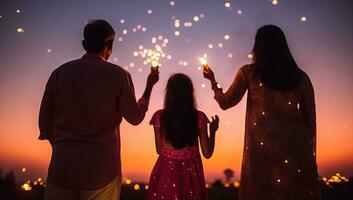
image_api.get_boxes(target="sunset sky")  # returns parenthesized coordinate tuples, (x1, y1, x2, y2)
(0, 0, 352, 183)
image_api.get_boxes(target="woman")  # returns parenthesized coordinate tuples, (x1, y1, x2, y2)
(147, 73, 219, 200)
(203, 25, 320, 200)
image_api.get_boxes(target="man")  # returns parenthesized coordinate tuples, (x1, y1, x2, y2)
(39, 19, 159, 200)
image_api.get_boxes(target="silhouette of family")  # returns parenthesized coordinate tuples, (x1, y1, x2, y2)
(39, 19, 320, 200)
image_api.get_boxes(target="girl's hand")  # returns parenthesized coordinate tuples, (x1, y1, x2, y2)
(203, 65, 215, 82)
(210, 115, 219, 133)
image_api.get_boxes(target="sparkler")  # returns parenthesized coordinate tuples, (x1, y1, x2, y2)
(134, 36, 171, 70)
(199, 57, 208, 69)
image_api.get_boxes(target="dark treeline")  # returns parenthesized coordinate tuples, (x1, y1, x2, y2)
(0, 167, 352, 200)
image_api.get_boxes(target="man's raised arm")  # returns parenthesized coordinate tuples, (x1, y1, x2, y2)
(119, 68, 159, 125)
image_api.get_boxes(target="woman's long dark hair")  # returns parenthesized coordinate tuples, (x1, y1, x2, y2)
(253, 25, 301, 91)
(161, 73, 199, 149)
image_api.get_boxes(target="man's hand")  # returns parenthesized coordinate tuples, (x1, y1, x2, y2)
(147, 66, 159, 88)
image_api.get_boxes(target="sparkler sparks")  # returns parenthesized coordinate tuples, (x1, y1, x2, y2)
(184, 22, 193, 27)
(199, 57, 207, 66)
(5, 1, 350, 186)
(134, 36, 170, 68)
(175, 19, 180, 28)
(17, 28, 24, 33)
(21, 183, 32, 191)
(300, 16, 307, 22)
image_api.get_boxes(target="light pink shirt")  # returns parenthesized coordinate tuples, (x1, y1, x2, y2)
(39, 53, 148, 190)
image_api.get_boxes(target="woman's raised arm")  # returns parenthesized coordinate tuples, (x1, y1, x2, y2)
(203, 66, 248, 110)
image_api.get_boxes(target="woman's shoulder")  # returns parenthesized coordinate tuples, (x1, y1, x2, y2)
(298, 69, 314, 91)
(242, 63, 257, 75)
(234, 64, 256, 81)
(299, 69, 312, 83)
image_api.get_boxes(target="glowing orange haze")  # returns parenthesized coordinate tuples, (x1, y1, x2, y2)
(0, 0, 352, 185)
(0, 68, 352, 182)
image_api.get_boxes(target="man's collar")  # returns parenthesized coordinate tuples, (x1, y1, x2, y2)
(82, 53, 105, 61)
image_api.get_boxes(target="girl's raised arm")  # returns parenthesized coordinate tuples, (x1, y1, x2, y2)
(199, 115, 219, 159)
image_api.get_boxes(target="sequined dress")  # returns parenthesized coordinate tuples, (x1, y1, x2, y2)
(214, 64, 320, 200)
(147, 110, 209, 200)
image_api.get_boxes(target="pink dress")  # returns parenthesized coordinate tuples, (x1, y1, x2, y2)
(147, 110, 209, 200)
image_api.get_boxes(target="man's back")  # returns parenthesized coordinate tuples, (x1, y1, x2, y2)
(39, 53, 138, 190)
(39, 20, 158, 200)
(52, 53, 124, 143)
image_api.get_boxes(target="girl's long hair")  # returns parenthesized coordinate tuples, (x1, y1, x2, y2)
(161, 73, 198, 149)
(253, 25, 302, 90)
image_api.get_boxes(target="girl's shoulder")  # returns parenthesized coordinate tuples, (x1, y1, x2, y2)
(153, 109, 164, 117)
(150, 109, 164, 127)
(197, 110, 210, 126)
(150, 110, 209, 127)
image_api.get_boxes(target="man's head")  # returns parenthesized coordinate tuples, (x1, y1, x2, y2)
(82, 19, 115, 60)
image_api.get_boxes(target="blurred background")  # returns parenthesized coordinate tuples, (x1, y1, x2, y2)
(0, 0, 352, 199)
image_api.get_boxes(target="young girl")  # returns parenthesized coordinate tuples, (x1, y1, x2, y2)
(147, 73, 219, 200)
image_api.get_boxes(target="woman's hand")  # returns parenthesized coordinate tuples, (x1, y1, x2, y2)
(210, 115, 219, 133)
(203, 65, 216, 82)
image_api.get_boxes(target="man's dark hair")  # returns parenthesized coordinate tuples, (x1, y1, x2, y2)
(83, 19, 115, 53)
